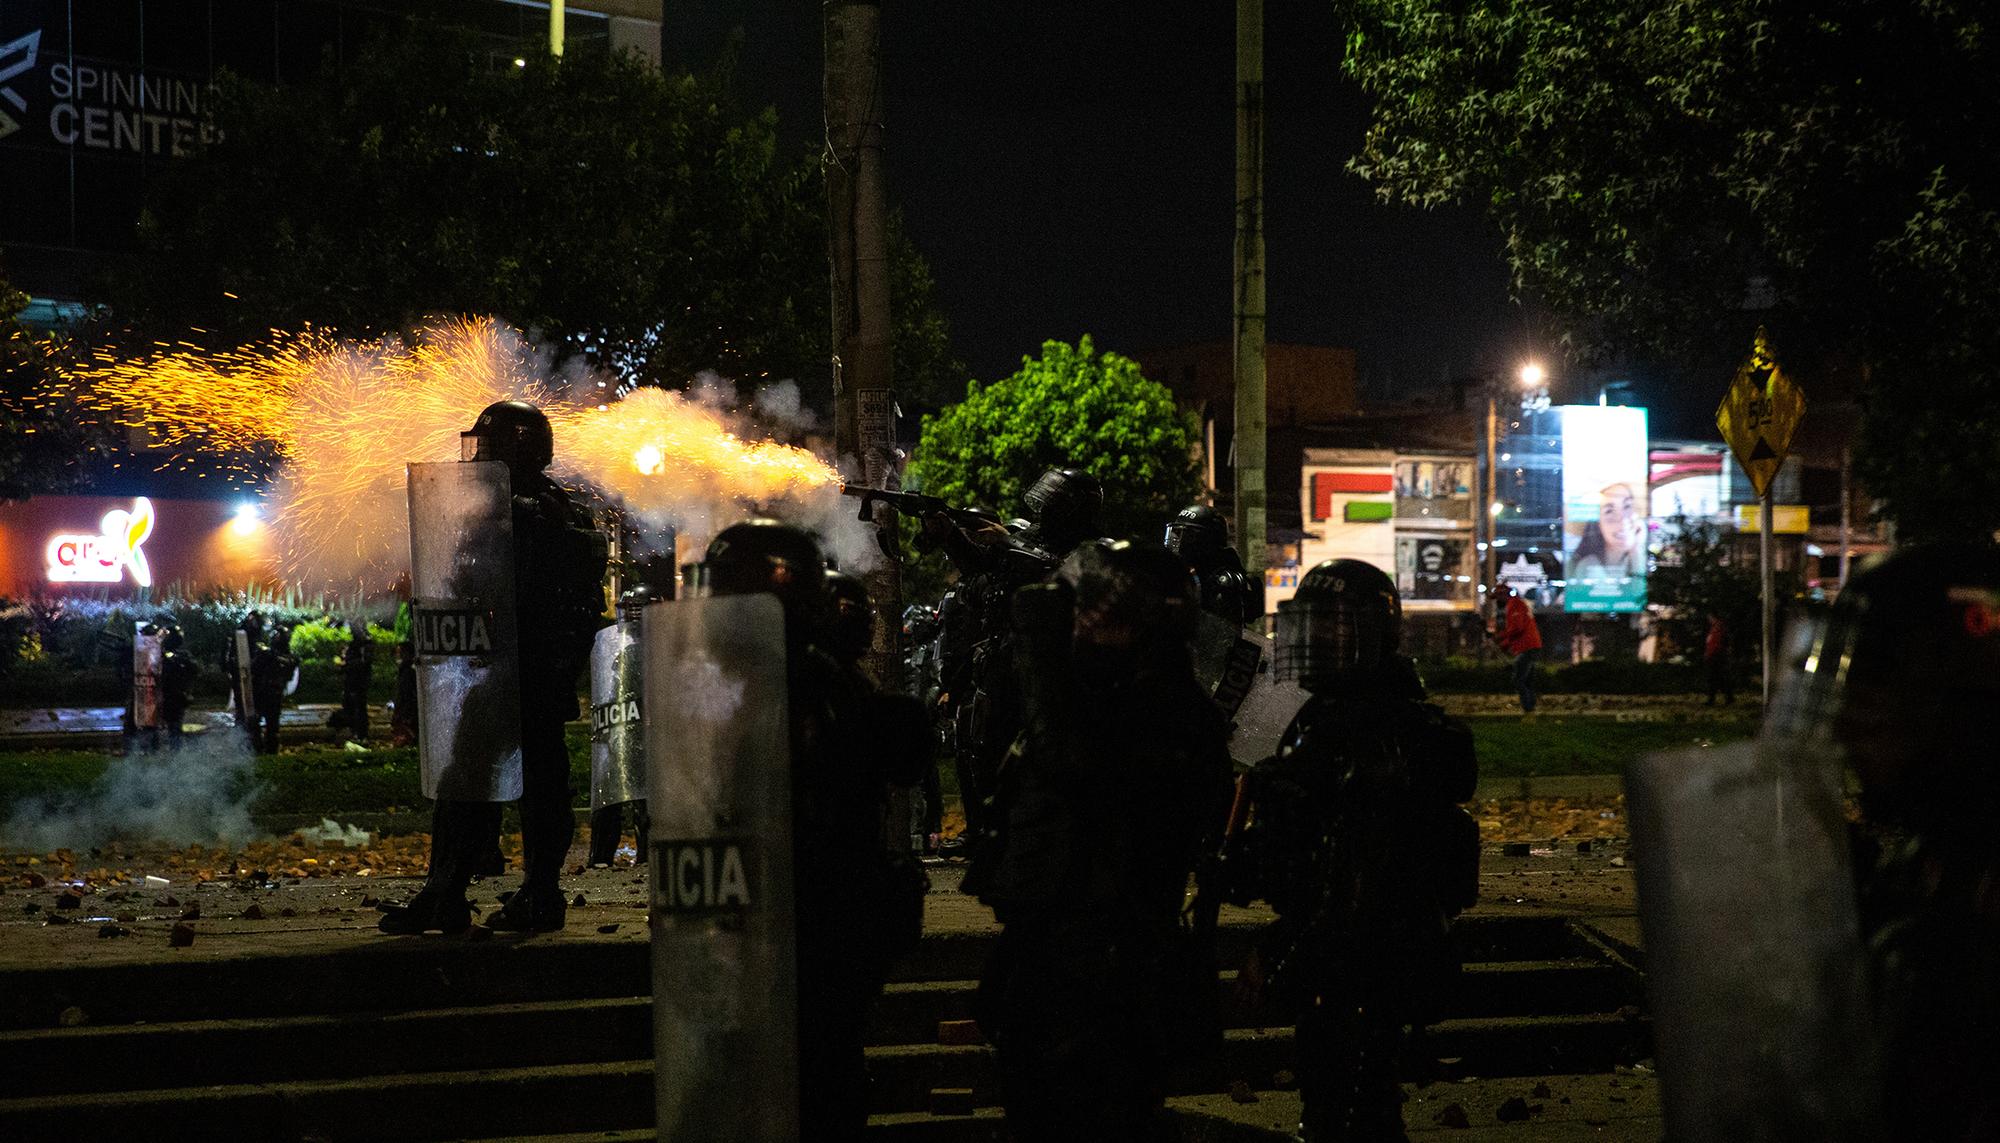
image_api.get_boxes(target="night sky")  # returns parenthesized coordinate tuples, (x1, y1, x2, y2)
(663, 2, 1548, 404)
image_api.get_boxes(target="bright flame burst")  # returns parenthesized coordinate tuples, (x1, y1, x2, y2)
(58, 318, 838, 585)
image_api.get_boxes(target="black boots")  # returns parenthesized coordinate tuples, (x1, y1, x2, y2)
(486, 883, 568, 932)
(376, 890, 473, 935)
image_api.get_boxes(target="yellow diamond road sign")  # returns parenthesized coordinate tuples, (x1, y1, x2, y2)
(1715, 327, 1806, 499)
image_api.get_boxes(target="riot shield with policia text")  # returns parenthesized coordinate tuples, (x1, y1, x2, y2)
(645, 594, 794, 1142)
(589, 615, 646, 811)
(1192, 611, 1263, 721)
(234, 630, 256, 726)
(407, 461, 524, 802)
(1625, 737, 1883, 1141)
(132, 623, 163, 731)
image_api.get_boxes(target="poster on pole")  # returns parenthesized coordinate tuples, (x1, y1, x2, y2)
(1561, 406, 1650, 613)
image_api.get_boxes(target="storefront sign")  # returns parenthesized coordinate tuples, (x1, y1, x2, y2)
(44, 496, 155, 586)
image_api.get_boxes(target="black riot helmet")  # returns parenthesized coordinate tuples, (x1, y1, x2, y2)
(823, 568, 874, 664)
(1023, 468, 1104, 550)
(160, 624, 185, 653)
(701, 518, 828, 631)
(461, 400, 555, 473)
(1062, 539, 1201, 654)
(1274, 558, 1402, 693)
(1767, 543, 2000, 824)
(1164, 504, 1230, 563)
(617, 584, 656, 623)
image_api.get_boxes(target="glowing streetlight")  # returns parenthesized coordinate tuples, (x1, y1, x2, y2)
(1518, 361, 1547, 389)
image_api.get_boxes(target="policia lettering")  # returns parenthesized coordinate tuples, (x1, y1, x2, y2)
(411, 607, 497, 655)
(591, 696, 642, 734)
(653, 839, 755, 914)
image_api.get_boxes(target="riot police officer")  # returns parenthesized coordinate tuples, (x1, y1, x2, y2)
(381, 400, 606, 935)
(158, 624, 196, 748)
(976, 540, 1234, 1141)
(249, 623, 298, 755)
(703, 520, 929, 1142)
(335, 620, 373, 743)
(587, 586, 651, 868)
(1230, 559, 1478, 1142)
(922, 467, 1101, 863)
(1165, 504, 1257, 627)
(822, 568, 876, 669)
(1761, 545, 2000, 1139)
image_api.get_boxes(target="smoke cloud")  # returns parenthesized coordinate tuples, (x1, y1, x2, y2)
(0, 735, 260, 852)
(61, 319, 883, 583)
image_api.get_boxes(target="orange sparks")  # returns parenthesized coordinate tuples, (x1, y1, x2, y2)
(52, 318, 839, 585)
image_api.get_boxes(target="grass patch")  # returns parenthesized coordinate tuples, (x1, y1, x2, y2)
(0, 728, 600, 822)
(1467, 714, 1759, 780)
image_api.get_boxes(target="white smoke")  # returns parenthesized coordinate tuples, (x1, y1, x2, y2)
(297, 818, 372, 847)
(0, 735, 261, 851)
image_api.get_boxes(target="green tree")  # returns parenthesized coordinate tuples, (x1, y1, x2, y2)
(1647, 513, 1797, 669)
(1343, 0, 2000, 541)
(908, 336, 1200, 541)
(100, 19, 960, 404)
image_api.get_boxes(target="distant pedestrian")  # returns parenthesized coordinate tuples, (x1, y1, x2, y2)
(1703, 614, 1735, 705)
(1494, 586, 1543, 713)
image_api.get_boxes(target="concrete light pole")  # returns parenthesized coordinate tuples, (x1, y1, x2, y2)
(825, 1, 901, 689)
(1234, 0, 1268, 610)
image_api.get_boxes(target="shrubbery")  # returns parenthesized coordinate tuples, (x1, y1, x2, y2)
(1416, 654, 1747, 695)
(0, 590, 404, 696)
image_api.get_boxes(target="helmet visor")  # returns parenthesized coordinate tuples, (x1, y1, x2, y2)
(1274, 596, 1379, 686)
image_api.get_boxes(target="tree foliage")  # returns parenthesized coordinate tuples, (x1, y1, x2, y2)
(908, 336, 1200, 540)
(101, 20, 961, 405)
(1647, 513, 1803, 665)
(1343, 0, 2000, 541)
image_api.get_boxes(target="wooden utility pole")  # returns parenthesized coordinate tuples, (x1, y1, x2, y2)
(825, 1, 901, 688)
(1234, 0, 1268, 610)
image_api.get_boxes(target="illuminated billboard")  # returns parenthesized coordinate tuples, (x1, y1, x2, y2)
(1560, 406, 1649, 613)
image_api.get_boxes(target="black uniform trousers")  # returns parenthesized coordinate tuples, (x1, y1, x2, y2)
(422, 711, 573, 899)
(982, 909, 1173, 1142)
(253, 695, 283, 754)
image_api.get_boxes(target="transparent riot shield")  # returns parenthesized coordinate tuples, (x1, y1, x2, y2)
(589, 619, 646, 811)
(406, 461, 523, 802)
(645, 595, 794, 1142)
(1626, 740, 1882, 1141)
(1227, 664, 1309, 768)
(1193, 613, 1264, 720)
(234, 631, 257, 725)
(132, 625, 163, 730)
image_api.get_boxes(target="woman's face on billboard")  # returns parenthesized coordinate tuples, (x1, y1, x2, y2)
(1598, 484, 1637, 549)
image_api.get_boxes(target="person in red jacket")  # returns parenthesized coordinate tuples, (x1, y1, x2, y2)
(1703, 614, 1735, 705)
(1494, 586, 1543, 713)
